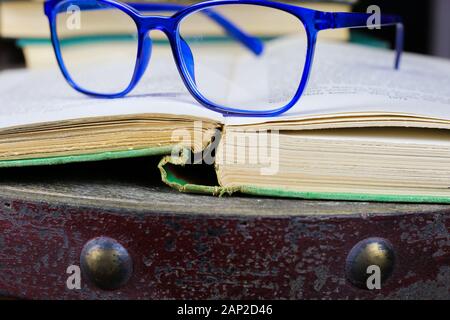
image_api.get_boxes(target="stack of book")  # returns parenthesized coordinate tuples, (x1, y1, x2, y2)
(1, 39, 450, 202)
(2, 1, 450, 203)
(0, 0, 355, 68)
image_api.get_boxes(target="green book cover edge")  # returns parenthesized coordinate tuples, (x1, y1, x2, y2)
(2, 145, 450, 204)
(0, 146, 173, 168)
(157, 150, 450, 204)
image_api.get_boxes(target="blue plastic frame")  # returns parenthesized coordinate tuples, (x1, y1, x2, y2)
(44, 0, 404, 117)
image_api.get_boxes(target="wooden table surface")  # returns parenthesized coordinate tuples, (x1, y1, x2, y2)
(0, 157, 449, 299)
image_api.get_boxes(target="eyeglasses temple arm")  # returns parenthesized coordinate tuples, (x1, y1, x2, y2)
(317, 12, 404, 69)
(126, 2, 264, 55)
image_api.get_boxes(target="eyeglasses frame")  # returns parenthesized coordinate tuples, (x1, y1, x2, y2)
(44, 0, 404, 117)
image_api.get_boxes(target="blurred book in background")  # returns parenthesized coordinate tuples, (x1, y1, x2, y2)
(0, 0, 355, 69)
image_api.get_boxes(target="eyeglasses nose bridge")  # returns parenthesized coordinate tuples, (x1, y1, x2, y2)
(140, 15, 177, 34)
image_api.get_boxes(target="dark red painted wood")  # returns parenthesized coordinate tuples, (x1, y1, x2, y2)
(0, 197, 449, 299)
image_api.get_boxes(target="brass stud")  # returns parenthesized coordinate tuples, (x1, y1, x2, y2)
(80, 236, 133, 290)
(345, 237, 395, 289)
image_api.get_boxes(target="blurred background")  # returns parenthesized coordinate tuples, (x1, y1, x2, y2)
(355, 0, 450, 57)
(1, 0, 449, 71)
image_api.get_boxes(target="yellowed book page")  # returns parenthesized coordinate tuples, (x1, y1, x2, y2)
(0, 56, 224, 130)
(225, 41, 450, 127)
(216, 128, 450, 196)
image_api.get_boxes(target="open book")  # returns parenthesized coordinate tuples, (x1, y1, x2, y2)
(1, 40, 450, 203)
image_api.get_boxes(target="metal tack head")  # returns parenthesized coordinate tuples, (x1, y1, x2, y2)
(345, 237, 395, 289)
(80, 236, 133, 290)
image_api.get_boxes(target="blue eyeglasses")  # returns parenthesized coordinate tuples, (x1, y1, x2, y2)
(44, 0, 403, 117)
